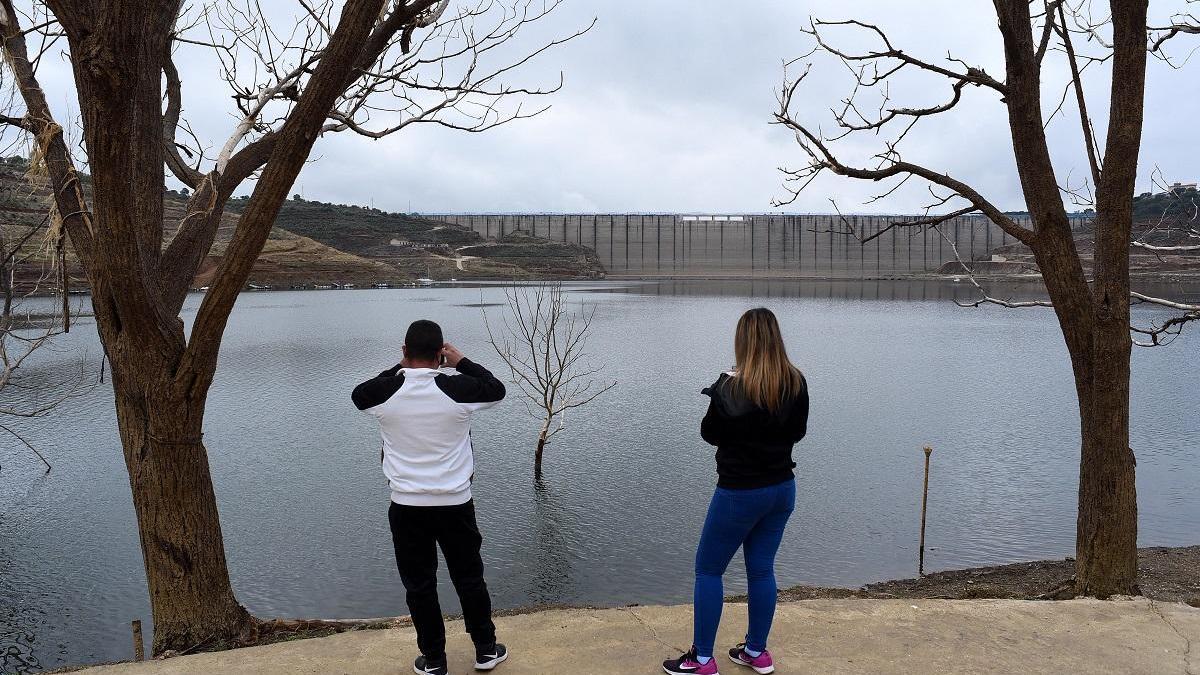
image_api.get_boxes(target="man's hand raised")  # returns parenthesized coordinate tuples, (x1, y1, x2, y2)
(440, 343, 465, 368)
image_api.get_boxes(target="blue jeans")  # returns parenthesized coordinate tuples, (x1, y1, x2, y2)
(693, 479, 795, 658)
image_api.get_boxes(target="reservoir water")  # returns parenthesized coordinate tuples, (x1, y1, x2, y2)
(2, 280, 1197, 672)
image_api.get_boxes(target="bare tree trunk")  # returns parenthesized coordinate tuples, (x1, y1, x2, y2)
(535, 422, 549, 476)
(1039, 233, 1138, 596)
(112, 376, 252, 652)
(1072, 0, 1145, 596)
(1075, 344, 1137, 597)
(1071, 378, 1139, 593)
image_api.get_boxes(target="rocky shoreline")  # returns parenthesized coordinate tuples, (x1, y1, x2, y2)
(772, 545, 1200, 605)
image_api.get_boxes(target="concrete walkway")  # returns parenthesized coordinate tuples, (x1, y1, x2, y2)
(83, 598, 1198, 674)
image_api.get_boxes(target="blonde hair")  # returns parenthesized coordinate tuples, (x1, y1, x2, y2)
(732, 307, 803, 413)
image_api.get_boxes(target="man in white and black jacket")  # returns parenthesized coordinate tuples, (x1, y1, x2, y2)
(352, 319, 508, 675)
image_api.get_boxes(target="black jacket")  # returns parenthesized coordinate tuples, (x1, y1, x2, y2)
(700, 372, 809, 489)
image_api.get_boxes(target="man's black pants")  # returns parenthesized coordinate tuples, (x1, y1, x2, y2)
(388, 500, 496, 659)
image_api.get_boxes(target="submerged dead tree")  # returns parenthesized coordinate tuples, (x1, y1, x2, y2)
(775, 1, 1198, 596)
(484, 284, 614, 476)
(0, 0, 588, 654)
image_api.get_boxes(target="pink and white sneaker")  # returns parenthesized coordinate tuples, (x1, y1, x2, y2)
(728, 643, 774, 674)
(663, 646, 720, 674)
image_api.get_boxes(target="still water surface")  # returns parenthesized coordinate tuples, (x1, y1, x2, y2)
(2, 280, 1197, 671)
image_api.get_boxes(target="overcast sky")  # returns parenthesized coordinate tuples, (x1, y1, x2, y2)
(27, 0, 1200, 214)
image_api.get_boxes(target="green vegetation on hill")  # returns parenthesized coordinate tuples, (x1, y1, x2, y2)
(985, 186, 1200, 279)
(225, 193, 605, 280)
(226, 194, 481, 254)
(1133, 187, 1199, 221)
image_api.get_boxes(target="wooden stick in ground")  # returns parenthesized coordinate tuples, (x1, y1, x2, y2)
(919, 445, 933, 577)
(131, 620, 144, 661)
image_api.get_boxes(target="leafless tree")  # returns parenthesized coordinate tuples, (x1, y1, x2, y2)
(773, 1, 1198, 596)
(484, 283, 614, 477)
(0, 0, 589, 654)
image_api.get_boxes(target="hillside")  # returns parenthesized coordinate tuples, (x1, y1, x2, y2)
(1, 159, 395, 291)
(1133, 185, 1198, 221)
(0, 156, 604, 292)
(225, 195, 605, 280)
(947, 189, 1200, 278)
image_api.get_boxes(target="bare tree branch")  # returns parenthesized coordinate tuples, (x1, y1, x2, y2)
(162, 53, 206, 189)
(1056, 2, 1102, 188)
(0, 0, 95, 265)
(1035, 0, 1065, 64)
(774, 73, 1036, 246)
(770, 21, 1037, 247)
(1150, 0, 1200, 53)
(149, 0, 589, 309)
(802, 18, 1007, 94)
(0, 112, 32, 129)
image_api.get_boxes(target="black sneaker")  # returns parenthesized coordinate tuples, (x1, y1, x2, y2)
(475, 642, 508, 670)
(663, 646, 719, 674)
(414, 654, 449, 675)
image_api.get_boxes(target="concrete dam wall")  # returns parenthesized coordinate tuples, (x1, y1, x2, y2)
(424, 213, 1083, 278)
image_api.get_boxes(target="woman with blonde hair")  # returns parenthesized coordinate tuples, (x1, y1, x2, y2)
(663, 307, 809, 675)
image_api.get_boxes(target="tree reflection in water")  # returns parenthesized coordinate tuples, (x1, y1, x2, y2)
(526, 477, 575, 604)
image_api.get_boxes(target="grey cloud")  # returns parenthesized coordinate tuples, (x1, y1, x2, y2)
(26, 0, 1200, 214)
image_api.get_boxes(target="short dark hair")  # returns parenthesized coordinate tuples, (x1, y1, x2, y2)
(405, 320, 443, 361)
